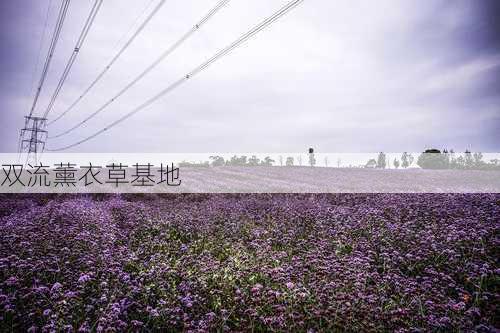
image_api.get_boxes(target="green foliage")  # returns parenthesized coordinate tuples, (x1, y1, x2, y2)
(417, 149, 499, 170)
(227, 155, 248, 166)
(393, 158, 400, 169)
(248, 155, 261, 166)
(377, 152, 387, 169)
(260, 156, 275, 166)
(178, 161, 209, 167)
(365, 159, 377, 168)
(417, 149, 449, 169)
(210, 155, 225, 167)
(308, 153, 316, 167)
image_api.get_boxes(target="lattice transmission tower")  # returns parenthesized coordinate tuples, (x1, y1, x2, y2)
(19, 116, 48, 165)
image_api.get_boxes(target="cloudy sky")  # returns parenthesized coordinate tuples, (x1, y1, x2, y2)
(0, 0, 499, 153)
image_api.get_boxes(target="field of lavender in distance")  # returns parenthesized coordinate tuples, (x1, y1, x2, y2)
(3, 151, 500, 193)
(0, 193, 498, 332)
(3, 166, 500, 194)
(173, 166, 500, 193)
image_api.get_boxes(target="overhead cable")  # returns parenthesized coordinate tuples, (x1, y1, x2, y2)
(28, 0, 71, 117)
(49, 0, 231, 138)
(42, 0, 104, 119)
(46, 0, 305, 151)
(48, 0, 165, 125)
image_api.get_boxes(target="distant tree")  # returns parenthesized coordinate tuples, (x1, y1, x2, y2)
(464, 150, 474, 169)
(261, 156, 275, 166)
(401, 152, 409, 168)
(393, 158, 400, 169)
(471, 152, 499, 170)
(178, 161, 209, 167)
(286, 156, 294, 166)
(308, 152, 316, 167)
(248, 155, 260, 166)
(408, 153, 414, 167)
(227, 155, 248, 166)
(442, 149, 450, 168)
(473, 152, 484, 168)
(377, 152, 387, 169)
(209, 155, 225, 167)
(417, 149, 448, 169)
(487, 159, 500, 170)
(449, 149, 458, 169)
(365, 159, 377, 168)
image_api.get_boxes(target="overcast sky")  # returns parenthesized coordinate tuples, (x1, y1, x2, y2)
(0, 0, 499, 153)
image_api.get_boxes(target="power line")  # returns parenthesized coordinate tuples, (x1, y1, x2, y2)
(28, 0, 53, 108)
(42, 0, 103, 119)
(111, 0, 156, 51)
(46, 0, 305, 151)
(28, 0, 71, 118)
(20, 0, 53, 157)
(49, 0, 231, 139)
(48, 0, 164, 125)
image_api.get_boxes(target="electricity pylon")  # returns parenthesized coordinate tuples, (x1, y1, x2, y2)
(19, 116, 48, 165)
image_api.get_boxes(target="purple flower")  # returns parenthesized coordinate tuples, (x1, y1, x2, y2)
(252, 283, 263, 293)
(50, 282, 63, 294)
(439, 316, 451, 326)
(0, 193, 498, 331)
(452, 302, 466, 311)
(78, 321, 90, 333)
(78, 274, 91, 284)
(147, 306, 160, 317)
(5, 276, 18, 286)
(181, 296, 193, 308)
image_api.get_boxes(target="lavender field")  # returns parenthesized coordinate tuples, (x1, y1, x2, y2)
(0, 194, 499, 332)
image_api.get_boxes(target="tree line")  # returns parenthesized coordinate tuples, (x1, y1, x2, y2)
(179, 155, 310, 167)
(177, 150, 499, 170)
(368, 150, 500, 170)
(416, 149, 499, 170)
